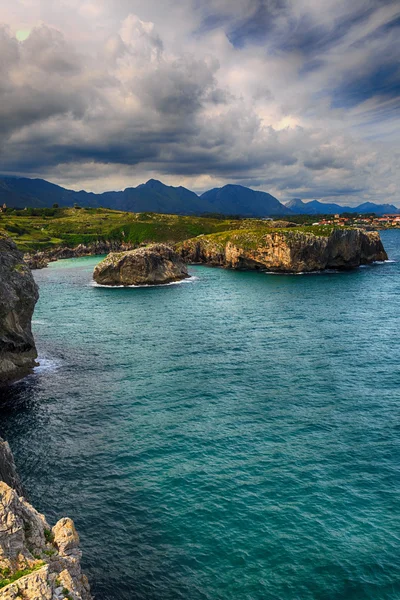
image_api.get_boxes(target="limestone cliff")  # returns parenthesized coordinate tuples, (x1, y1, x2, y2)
(0, 439, 92, 600)
(93, 243, 189, 286)
(177, 227, 388, 273)
(0, 235, 39, 383)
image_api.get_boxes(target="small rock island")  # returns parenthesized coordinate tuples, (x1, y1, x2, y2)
(93, 243, 189, 286)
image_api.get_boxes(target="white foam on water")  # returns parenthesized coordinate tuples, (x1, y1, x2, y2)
(264, 269, 340, 276)
(90, 275, 199, 289)
(34, 357, 62, 373)
(32, 320, 47, 325)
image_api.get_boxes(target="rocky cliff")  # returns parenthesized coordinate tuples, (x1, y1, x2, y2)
(178, 227, 388, 272)
(0, 438, 92, 600)
(93, 243, 189, 286)
(0, 440, 23, 497)
(24, 240, 137, 270)
(0, 235, 39, 383)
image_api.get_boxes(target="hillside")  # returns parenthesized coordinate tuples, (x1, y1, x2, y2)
(0, 207, 276, 253)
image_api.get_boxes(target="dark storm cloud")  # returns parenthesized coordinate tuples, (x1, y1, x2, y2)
(0, 0, 399, 204)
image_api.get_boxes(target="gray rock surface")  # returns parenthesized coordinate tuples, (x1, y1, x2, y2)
(0, 481, 92, 599)
(0, 235, 39, 383)
(93, 243, 189, 286)
(178, 228, 388, 273)
(0, 439, 23, 496)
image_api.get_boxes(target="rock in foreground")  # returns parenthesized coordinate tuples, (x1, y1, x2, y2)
(0, 235, 39, 383)
(0, 436, 92, 599)
(93, 244, 189, 286)
(178, 227, 388, 273)
(0, 480, 92, 600)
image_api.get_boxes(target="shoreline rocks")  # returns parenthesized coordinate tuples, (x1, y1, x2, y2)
(24, 227, 389, 276)
(0, 235, 39, 384)
(0, 236, 93, 598)
(178, 228, 388, 273)
(93, 244, 189, 286)
(24, 240, 137, 270)
(0, 439, 92, 600)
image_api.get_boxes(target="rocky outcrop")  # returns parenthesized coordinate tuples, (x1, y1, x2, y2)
(93, 243, 189, 286)
(0, 235, 39, 383)
(0, 438, 92, 600)
(25, 240, 136, 270)
(0, 482, 92, 600)
(0, 440, 23, 497)
(178, 228, 388, 273)
(265, 220, 297, 228)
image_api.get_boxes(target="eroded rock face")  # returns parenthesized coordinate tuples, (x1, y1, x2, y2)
(93, 243, 189, 286)
(0, 440, 23, 497)
(0, 481, 92, 600)
(0, 235, 39, 383)
(178, 228, 388, 273)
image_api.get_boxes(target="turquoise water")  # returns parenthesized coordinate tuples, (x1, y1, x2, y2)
(0, 230, 399, 600)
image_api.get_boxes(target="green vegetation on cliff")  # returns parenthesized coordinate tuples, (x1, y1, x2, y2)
(185, 225, 342, 253)
(0, 208, 253, 252)
(0, 207, 349, 254)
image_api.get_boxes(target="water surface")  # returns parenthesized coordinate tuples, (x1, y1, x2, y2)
(0, 230, 399, 600)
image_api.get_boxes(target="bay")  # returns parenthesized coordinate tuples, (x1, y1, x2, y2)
(0, 230, 399, 600)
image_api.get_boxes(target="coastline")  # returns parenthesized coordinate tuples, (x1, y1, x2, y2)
(24, 227, 389, 273)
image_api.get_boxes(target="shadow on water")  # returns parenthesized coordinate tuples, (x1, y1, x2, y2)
(0, 377, 41, 419)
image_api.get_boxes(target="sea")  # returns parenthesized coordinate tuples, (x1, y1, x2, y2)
(0, 229, 399, 600)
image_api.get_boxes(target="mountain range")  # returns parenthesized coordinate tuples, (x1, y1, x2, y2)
(0, 176, 398, 216)
(286, 198, 400, 215)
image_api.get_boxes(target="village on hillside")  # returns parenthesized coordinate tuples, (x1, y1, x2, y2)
(313, 213, 400, 229)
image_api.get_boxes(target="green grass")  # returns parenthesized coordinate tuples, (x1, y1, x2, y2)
(0, 208, 249, 252)
(0, 207, 349, 254)
(0, 562, 45, 589)
(62, 587, 73, 600)
(44, 528, 54, 544)
(178, 225, 344, 252)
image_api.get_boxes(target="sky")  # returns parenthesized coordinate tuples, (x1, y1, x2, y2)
(1, 0, 399, 206)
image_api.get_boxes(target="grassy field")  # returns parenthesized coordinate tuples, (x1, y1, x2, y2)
(0, 207, 344, 254)
(178, 225, 341, 252)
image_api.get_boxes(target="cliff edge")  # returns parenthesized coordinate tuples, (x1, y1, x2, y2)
(178, 227, 388, 273)
(0, 235, 39, 383)
(0, 438, 92, 600)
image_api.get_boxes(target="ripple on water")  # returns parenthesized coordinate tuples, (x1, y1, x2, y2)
(0, 231, 399, 600)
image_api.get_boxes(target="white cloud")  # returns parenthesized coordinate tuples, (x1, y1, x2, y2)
(0, 0, 399, 206)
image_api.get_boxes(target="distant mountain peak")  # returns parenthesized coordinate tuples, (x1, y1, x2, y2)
(285, 197, 399, 215)
(142, 179, 165, 188)
(286, 198, 307, 208)
(0, 174, 397, 216)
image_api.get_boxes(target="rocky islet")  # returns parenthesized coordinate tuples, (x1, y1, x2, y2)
(93, 243, 189, 286)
